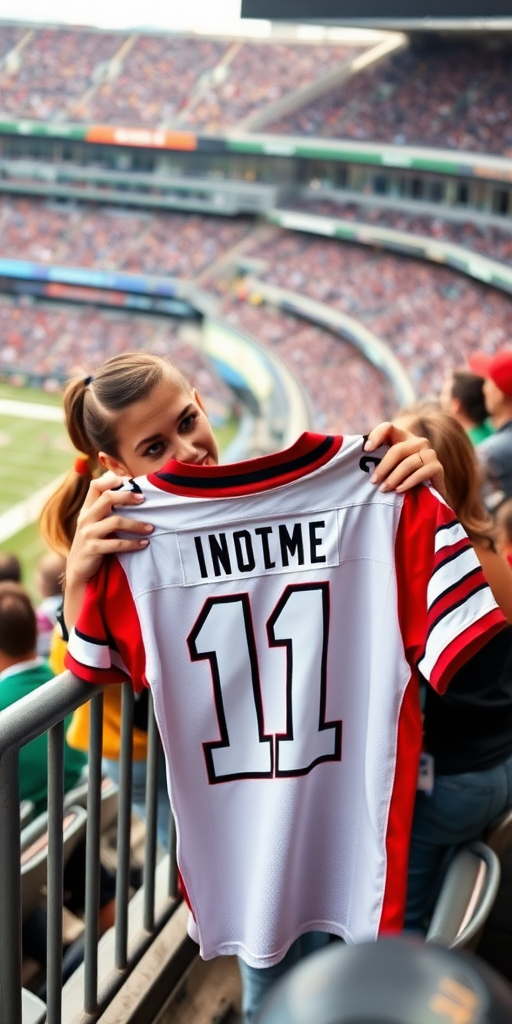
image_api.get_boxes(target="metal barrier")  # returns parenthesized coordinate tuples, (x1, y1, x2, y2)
(0, 672, 179, 1024)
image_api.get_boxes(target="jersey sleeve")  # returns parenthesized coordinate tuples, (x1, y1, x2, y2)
(396, 485, 505, 694)
(65, 557, 148, 691)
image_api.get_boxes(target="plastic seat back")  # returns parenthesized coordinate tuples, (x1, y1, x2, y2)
(477, 809, 512, 979)
(20, 805, 88, 919)
(63, 774, 118, 833)
(20, 800, 35, 830)
(426, 841, 500, 950)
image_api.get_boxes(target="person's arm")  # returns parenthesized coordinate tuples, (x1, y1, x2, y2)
(473, 541, 512, 624)
(64, 472, 154, 631)
(364, 421, 446, 498)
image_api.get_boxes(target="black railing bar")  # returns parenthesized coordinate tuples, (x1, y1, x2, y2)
(115, 684, 134, 970)
(0, 748, 22, 1024)
(47, 720, 65, 1024)
(0, 672, 105, 754)
(168, 813, 178, 899)
(143, 697, 159, 932)
(84, 692, 104, 1015)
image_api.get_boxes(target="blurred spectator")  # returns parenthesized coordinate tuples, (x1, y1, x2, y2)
(496, 498, 512, 568)
(0, 551, 21, 582)
(438, 368, 494, 445)
(34, 551, 65, 658)
(392, 408, 512, 932)
(469, 350, 512, 510)
(0, 581, 86, 814)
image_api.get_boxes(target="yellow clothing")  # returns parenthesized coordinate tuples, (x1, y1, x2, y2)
(49, 625, 67, 675)
(66, 687, 148, 761)
(50, 624, 147, 761)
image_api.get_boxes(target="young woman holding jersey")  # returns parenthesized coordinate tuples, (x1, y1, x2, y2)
(40, 351, 446, 1023)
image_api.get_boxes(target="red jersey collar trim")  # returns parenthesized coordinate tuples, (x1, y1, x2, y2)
(147, 432, 343, 499)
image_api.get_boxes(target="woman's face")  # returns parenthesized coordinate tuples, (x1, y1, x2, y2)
(99, 373, 219, 478)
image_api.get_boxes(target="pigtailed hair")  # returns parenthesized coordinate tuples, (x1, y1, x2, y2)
(39, 375, 101, 556)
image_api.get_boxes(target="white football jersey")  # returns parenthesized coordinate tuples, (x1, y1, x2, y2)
(66, 433, 504, 967)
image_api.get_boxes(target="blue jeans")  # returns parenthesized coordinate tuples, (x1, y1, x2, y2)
(102, 754, 171, 851)
(238, 931, 331, 1023)
(405, 752, 512, 932)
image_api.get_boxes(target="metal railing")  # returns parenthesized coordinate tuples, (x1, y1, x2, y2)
(0, 671, 179, 1024)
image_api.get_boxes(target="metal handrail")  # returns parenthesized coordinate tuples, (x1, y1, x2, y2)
(0, 670, 179, 1024)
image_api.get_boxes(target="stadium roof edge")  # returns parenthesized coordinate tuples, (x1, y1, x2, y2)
(275, 18, 512, 30)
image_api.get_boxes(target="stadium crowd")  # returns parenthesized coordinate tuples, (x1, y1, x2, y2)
(219, 294, 392, 433)
(0, 198, 252, 276)
(175, 41, 357, 133)
(0, 24, 360, 130)
(286, 199, 512, 264)
(0, 27, 121, 121)
(0, 25, 511, 157)
(270, 44, 512, 156)
(240, 227, 512, 397)
(2, 195, 512, 427)
(0, 297, 226, 408)
(77, 35, 227, 126)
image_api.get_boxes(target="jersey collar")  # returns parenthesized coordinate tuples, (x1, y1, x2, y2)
(147, 432, 343, 499)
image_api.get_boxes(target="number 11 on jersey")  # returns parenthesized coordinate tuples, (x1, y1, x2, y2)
(187, 583, 342, 783)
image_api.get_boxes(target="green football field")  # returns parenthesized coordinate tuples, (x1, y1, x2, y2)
(0, 414, 74, 514)
(0, 384, 238, 596)
(0, 385, 71, 594)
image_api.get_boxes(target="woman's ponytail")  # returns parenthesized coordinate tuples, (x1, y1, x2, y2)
(39, 375, 101, 555)
(39, 353, 170, 554)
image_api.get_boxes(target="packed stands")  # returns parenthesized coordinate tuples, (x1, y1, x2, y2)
(0, 24, 26, 61)
(0, 27, 121, 121)
(217, 294, 393, 432)
(0, 297, 225, 404)
(0, 199, 252, 276)
(176, 42, 359, 133)
(0, 25, 362, 130)
(77, 35, 227, 126)
(269, 44, 512, 156)
(284, 200, 512, 263)
(239, 228, 512, 398)
(1, 195, 512, 413)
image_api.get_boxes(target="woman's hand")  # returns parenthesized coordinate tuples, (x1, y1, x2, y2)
(64, 472, 153, 629)
(364, 422, 446, 498)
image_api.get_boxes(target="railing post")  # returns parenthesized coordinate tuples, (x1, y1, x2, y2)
(47, 719, 65, 1024)
(0, 746, 22, 1024)
(143, 696, 159, 933)
(84, 692, 104, 1015)
(168, 813, 178, 901)
(115, 684, 134, 970)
